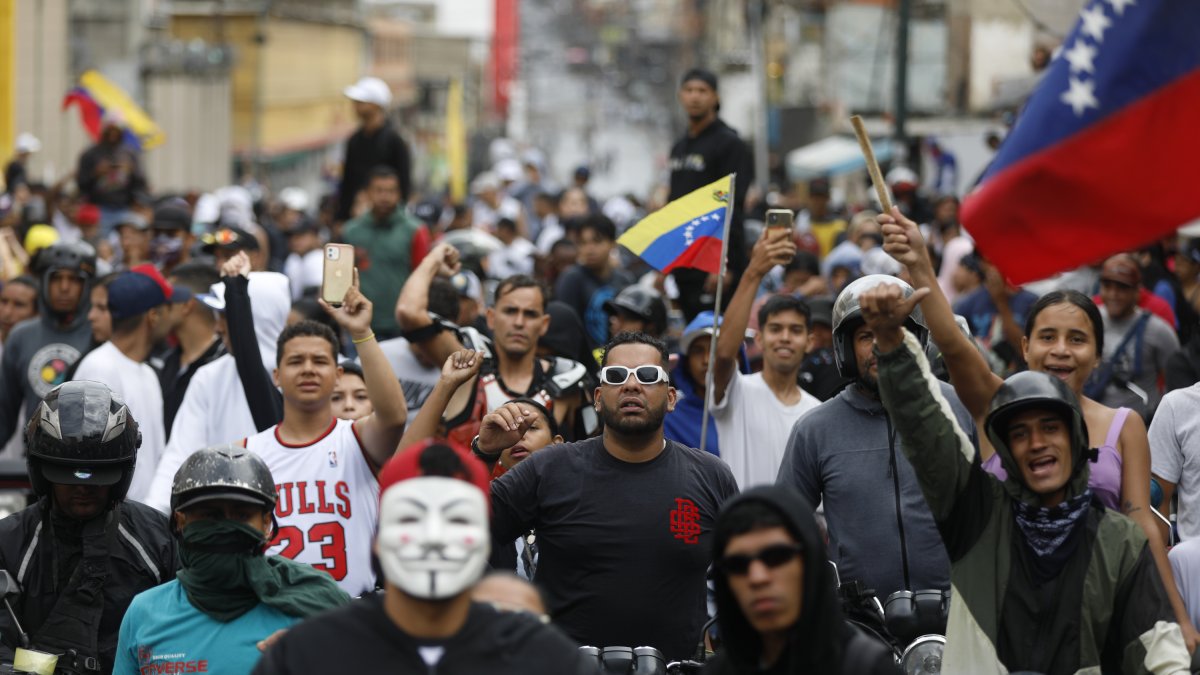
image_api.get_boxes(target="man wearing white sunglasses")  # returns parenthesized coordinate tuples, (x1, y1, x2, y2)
(476, 331, 739, 661)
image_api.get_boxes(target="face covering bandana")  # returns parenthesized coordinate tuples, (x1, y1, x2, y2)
(1011, 488, 1093, 560)
(377, 477, 490, 600)
(177, 519, 349, 622)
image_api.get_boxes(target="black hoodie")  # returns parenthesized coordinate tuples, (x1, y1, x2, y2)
(703, 486, 896, 675)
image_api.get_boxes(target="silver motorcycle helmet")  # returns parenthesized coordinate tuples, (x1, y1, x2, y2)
(831, 274, 929, 379)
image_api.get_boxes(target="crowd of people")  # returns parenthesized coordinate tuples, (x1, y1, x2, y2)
(1, 64, 1200, 675)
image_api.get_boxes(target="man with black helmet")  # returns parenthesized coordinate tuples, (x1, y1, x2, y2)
(114, 444, 347, 675)
(775, 275, 976, 604)
(0, 241, 97, 448)
(0, 381, 176, 673)
(864, 282, 1192, 674)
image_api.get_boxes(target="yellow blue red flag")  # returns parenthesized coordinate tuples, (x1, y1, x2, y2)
(62, 70, 165, 151)
(617, 175, 731, 275)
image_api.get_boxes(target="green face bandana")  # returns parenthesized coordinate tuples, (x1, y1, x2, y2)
(177, 519, 349, 622)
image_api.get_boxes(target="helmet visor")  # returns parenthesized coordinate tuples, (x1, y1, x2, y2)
(40, 462, 125, 487)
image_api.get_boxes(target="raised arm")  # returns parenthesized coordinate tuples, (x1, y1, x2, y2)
(221, 252, 283, 430)
(397, 349, 482, 450)
(394, 242, 466, 366)
(331, 271, 407, 468)
(881, 207, 1002, 419)
(864, 283, 993, 557)
(711, 228, 795, 405)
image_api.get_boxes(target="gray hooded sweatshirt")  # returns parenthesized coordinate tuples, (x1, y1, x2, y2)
(0, 292, 93, 443)
(776, 378, 977, 602)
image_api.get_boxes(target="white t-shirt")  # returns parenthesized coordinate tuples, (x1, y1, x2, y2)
(373, 337, 441, 419)
(72, 341, 166, 503)
(145, 356, 259, 513)
(488, 237, 537, 279)
(247, 418, 380, 597)
(1150, 383, 1200, 540)
(284, 249, 324, 301)
(710, 370, 820, 489)
(1169, 539, 1200, 630)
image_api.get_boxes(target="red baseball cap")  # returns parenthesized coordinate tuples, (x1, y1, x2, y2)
(377, 439, 491, 510)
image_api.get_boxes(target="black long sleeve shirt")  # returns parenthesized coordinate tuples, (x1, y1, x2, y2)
(336, 122, 412, 221)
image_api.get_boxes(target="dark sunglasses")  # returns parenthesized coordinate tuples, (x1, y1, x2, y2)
(599, 365, 669, 386)
(719, 544, 803, 576)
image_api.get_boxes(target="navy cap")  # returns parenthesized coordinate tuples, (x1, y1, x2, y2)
(107, 271, 170, 321)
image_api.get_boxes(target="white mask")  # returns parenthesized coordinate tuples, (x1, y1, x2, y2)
(376, 477, 490, 600)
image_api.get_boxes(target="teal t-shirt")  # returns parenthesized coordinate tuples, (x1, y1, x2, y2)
(114, 579, 300, 675)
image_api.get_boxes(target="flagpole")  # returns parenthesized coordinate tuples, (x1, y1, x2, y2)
(699, 173, 735, 455)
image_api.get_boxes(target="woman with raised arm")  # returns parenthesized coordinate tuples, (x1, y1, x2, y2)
(881, 206, 1200, 651)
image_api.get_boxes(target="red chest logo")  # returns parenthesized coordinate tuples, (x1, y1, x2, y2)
(670, 498, 701, 545)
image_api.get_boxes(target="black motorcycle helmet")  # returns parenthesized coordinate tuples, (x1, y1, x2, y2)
(31, 241, 97, 312)
(602, 286, 668, 337)
(26, 380, 141, 507)
(831, 275, 929, 379)
(171, 443, 277, 516)
(985, 370, 1092, 503)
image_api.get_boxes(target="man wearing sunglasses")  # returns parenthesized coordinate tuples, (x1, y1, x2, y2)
(706, 485, 897, 674)
(479, 331, 739, 661)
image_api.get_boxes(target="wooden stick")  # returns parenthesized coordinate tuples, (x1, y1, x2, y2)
(850, 114, 894, 213)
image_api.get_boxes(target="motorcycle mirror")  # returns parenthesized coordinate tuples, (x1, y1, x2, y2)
(0, 569, 21, 599)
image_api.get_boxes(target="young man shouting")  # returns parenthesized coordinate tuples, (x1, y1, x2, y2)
(865, 282, 1190, 674)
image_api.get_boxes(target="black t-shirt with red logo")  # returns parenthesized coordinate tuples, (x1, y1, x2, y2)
(489, 436, 739, 660)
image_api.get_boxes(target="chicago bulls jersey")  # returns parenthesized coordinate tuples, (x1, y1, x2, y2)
(246, 418, 379, 596)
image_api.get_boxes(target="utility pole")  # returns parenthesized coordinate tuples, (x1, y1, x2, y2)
(749, 0, 769, 192)
(894, 0, 911, 145)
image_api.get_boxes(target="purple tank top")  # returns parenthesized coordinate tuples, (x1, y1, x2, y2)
(981, 407, 1129, 511)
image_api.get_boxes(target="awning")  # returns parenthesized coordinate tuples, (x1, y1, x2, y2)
(785, 135, 893, 182)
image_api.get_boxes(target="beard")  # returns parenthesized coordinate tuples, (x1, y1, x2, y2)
(599, 399, 668, 437)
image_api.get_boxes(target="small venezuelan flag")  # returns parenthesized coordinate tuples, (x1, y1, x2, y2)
(62, 70, 165, 151)
(618, 175, 731, 275)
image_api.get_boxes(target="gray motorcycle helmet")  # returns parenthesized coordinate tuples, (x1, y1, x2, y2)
(170, 443, 277, 514)
(602, 286, 668, 337)
(831, 274, 929, 379)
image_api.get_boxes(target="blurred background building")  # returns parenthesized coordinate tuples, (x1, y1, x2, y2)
(0, 0, 1087, 202)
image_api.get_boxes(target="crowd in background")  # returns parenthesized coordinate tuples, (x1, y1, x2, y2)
(2, 61, 1200, 675)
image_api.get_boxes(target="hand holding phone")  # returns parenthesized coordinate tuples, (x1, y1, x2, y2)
(763, 209, 796, 267)
(322, 244, 355, 306)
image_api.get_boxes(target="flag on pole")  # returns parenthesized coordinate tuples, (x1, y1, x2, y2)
(617, 175, 732, 275)
(961, 0, 1200, 285)
(62, 70, 165, 151)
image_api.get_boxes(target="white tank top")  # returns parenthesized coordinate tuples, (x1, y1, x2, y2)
(245, 418, 379, 597)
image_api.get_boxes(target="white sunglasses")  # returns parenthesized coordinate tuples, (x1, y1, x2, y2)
(599, 365, 670, 386)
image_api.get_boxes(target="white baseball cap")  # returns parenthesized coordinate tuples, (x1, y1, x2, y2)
(344, 77, 392, 108)
(494, 158, 523, 183)
(15, 133, 41, 154)
(278, 186, 310, 213)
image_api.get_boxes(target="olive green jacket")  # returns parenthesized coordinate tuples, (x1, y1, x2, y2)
(876, 329, 1190, 674)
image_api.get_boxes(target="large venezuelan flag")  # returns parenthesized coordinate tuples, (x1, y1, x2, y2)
(618, 175, 732, 275)
(962, 0, 1200, 284)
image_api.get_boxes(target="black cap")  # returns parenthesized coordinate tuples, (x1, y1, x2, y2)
(152, 203, 192, 231)
(201, 226, 260, 253)
(807, 297, 834, 327)
(681, 67, 718, 91)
